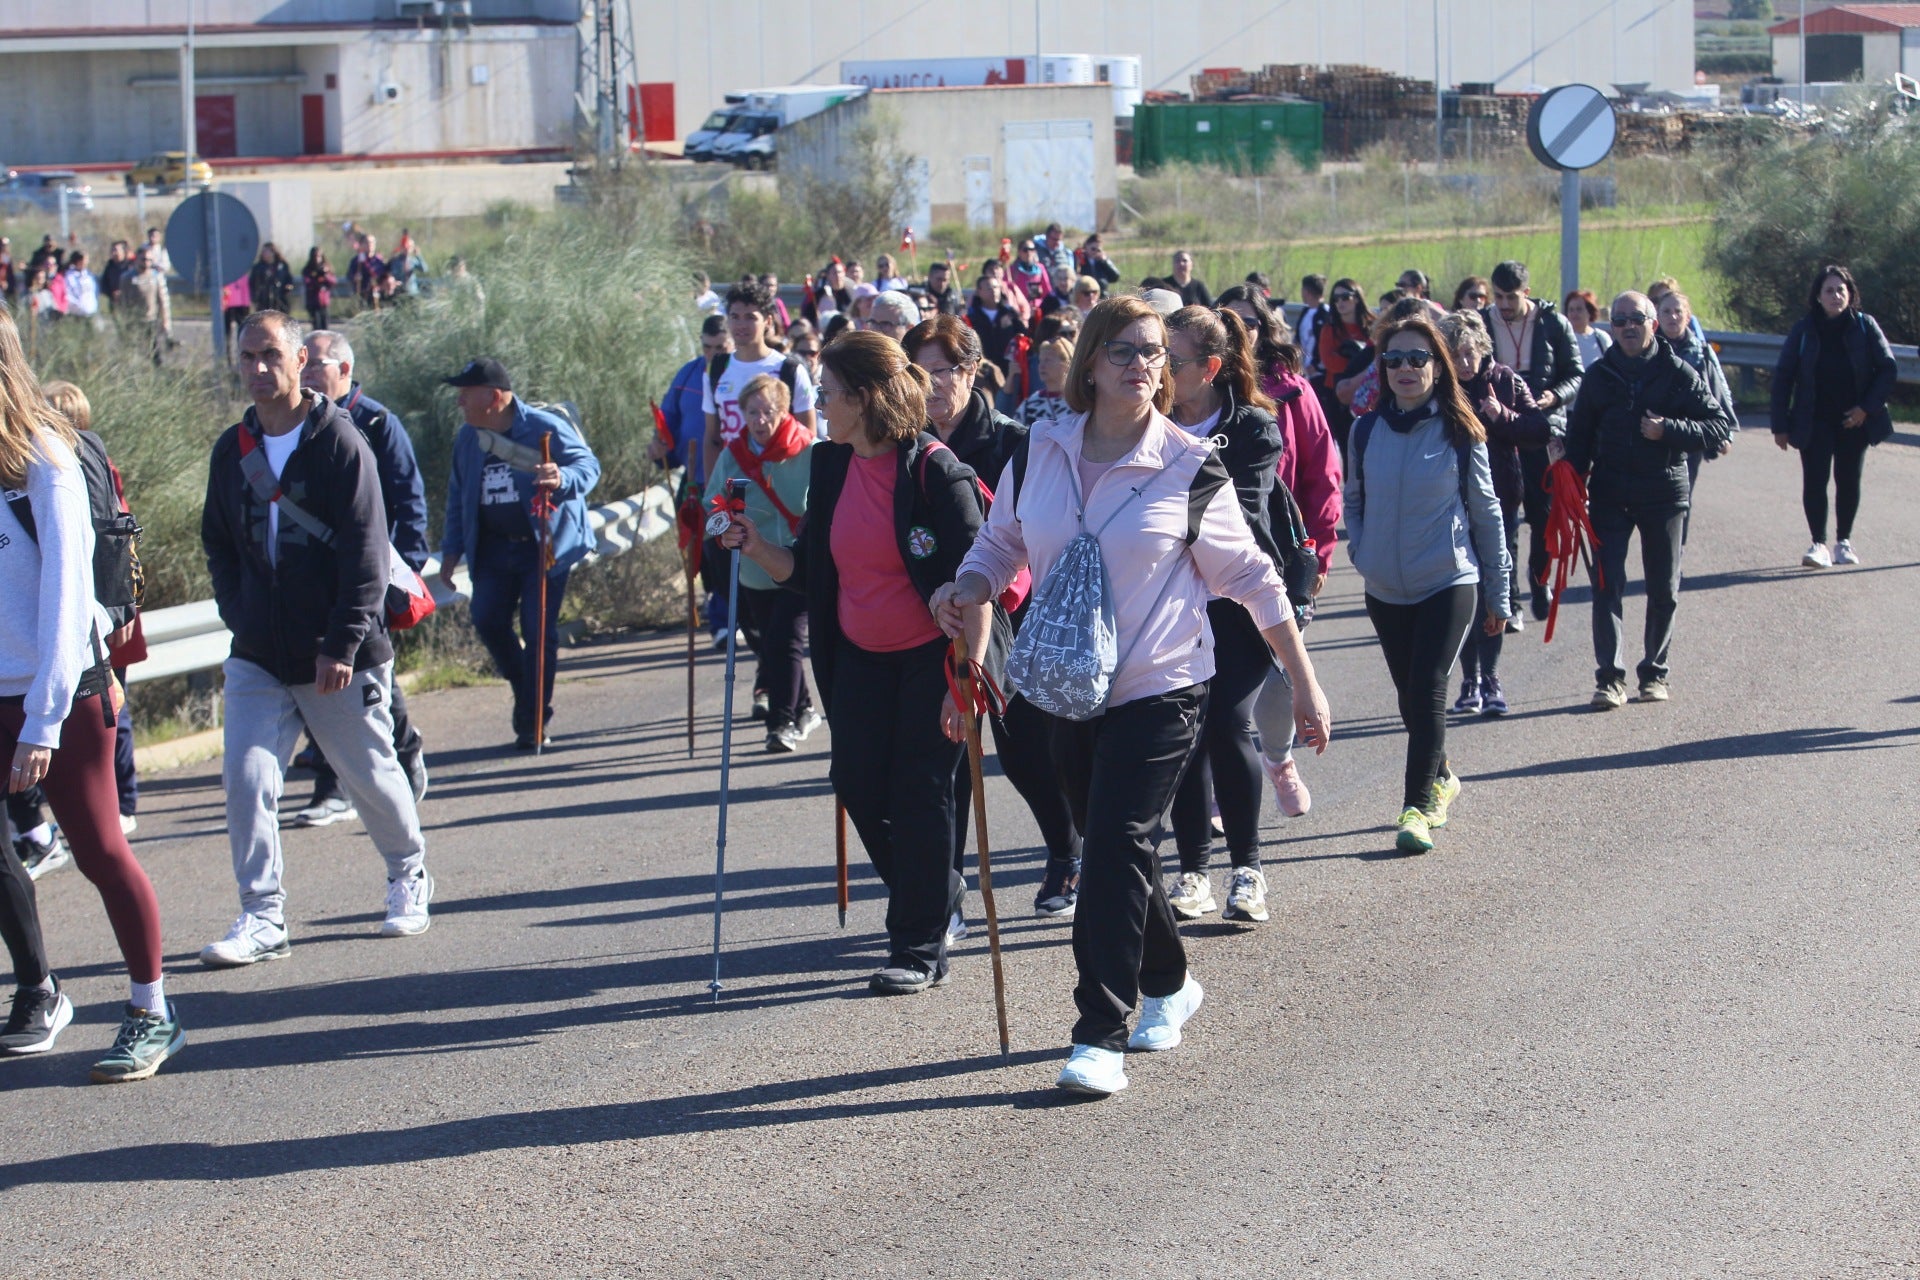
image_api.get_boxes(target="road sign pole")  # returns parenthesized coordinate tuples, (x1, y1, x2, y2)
(206, 190, 225, 365)
(1560, 169, 1580, 303)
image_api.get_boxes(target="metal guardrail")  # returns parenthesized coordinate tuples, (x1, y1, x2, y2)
(130, 482, 677, 685)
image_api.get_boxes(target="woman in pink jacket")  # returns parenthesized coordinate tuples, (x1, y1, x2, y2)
(1217, 285, 1341, 817)
(933, 296, 1332, 1098)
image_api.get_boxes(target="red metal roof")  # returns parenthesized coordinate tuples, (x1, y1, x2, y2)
(1768, 5, 1920, 35)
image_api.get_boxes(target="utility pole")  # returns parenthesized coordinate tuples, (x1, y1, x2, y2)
(577, 0, 638, 166)
(1799, 0, 1808, 112)
(1433, 0, 1444, 169)
(180, 1, 196, 179)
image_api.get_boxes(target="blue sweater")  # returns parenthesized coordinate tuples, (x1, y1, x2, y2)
(442, 399, 602, 572)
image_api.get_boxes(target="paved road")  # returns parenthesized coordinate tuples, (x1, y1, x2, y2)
(5, 429, 1918, 1276)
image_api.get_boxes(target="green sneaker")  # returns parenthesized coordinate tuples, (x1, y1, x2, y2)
(1395, 807, 1434, 854)
(89, 1004, 185, 1084)
(1423, 770, 1461, 828)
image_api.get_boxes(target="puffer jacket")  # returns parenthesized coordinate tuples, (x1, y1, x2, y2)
(1563, 337, 1734, 508)
(1770, 309, 1900, 450)
(1343, 398, 1511, 616)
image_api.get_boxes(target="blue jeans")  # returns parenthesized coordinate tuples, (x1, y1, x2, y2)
(468, 539, 570, 737)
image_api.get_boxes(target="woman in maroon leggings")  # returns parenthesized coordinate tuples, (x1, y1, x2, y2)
(0, 312, 182, 1082)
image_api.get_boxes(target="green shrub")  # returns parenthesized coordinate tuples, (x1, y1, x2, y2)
(1706, 96, 1920, 342)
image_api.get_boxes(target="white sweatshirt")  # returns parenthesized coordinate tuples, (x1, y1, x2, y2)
(0, 435, 101, 747)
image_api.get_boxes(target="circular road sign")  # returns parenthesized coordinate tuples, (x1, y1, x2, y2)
(164, 191, 259, 292)
(1527, 84, 1617, 172)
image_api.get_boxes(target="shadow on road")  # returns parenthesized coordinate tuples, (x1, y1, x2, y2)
(1470, 724, 1920, 781)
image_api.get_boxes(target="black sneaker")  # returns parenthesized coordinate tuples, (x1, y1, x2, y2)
(289, 787, 356, 828)
(1034, 858, 1081, 918)
(400, 746, 429, 803)
(513, 732, 553, 751)
(765, 721, 800, 753)
(0, 978, 74, 1055)
(750, 688, 770, 721)
(868, 960, 950, 995)
(15, 826, 70, 880)
(1530, 580, 1552, 621)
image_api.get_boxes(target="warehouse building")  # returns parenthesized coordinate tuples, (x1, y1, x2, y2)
(0, 1, 577, 166)
(1769, 5, 1920, 83)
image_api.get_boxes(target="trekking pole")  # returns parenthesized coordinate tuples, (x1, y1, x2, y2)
(706, 478, 749, 1002)
(684, 546, 698, 758)
(532, 434, 554, 756)
(834, 801, 849, 929)
(948, 636, 1011, 1060)
(674, 471, 700, 759)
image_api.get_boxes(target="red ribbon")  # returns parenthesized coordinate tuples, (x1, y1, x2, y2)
(676, 496, 704, 573)
(709, 491, 746, 518)
(944, 645, 1007, 721)
(1539, 458, 1604, 645)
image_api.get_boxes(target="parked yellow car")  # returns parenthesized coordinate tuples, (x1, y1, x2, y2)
(125, 152, 213, 192)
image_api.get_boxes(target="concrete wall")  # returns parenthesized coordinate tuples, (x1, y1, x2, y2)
(334, 26, 575, 152)
(635, 0, 1694, 139)
(4, 1, 579, 26)
(781, 85, 1118, 235)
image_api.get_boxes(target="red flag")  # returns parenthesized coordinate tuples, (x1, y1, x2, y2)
(999, 237, 1012, 264)
(901, 226, 915, 252)
(651, 397, 673, 450)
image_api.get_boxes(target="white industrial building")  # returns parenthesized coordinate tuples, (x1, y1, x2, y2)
(1, 0, 1695, 168)
(0, 1, 577, 166)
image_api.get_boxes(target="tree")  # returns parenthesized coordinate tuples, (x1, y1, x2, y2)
(1727, 0, 1772, 21)
(1706, 96, 1920, 343)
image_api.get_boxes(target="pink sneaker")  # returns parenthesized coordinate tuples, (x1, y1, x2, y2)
(1261, 753, 1311, 817)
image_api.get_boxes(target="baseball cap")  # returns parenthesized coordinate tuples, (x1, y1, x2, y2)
(443, 357, 512, 391)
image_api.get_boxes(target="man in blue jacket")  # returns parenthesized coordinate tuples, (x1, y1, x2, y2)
(291, 328, 431, 824)
(436, 358, 601, 750)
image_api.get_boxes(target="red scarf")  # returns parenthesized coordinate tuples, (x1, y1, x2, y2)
(727, 414, 809, 533)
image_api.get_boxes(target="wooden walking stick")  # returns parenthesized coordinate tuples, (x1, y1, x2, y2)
(835, 801, 849, 928)
(948, 636, 1011, 1060)
(532, 434, 555, 756)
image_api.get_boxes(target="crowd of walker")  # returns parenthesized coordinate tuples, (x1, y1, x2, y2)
(0, 225, 1902, 1095)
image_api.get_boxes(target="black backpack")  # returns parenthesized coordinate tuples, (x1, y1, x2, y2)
(4, 430, 145, 630)
(707, 351, 803, 405)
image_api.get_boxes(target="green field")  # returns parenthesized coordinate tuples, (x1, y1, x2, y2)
(1107, 218, 1725, 326)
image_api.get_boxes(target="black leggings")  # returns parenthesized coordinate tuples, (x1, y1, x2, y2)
(1170, 600, 1272, 873)
(1799, 428, 1869, 543)
(738, 586, 812, 727)
(1460, 505, 1521, 683)
(1366, 584, 1478, 810)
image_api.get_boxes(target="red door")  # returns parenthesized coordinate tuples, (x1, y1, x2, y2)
(195, 95, 238, 158)
(301, 94, 327, 154)
(638, 82, 675, 143)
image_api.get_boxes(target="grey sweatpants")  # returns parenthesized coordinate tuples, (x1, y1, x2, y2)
(222, 657, 426, 922)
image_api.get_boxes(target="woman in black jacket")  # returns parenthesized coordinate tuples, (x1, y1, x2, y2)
(719, 332, 989, 995)
(247, 243, 294, 315)
(903, 316, 1084, 920)
(1163, 305, 1287, 927)
(1770, 264, 1901, 569)
(1439, 310, 1551, 718)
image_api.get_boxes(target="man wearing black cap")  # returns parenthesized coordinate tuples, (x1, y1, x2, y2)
(437, 358, 602, 749)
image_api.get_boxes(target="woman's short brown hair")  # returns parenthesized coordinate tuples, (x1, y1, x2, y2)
(901, 313, 982, 369)
(818, 330, 931, 446)
(40, 380, 92, 434)
(737, 372, 791, 419)
(1064, 296, 1174, 416)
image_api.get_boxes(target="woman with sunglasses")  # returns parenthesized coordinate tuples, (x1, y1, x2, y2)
(932, 297, 1332, 1097)
(1344, 311, 1510, 854)
(1452, 277, 1492, 313)
(1215, 285, 1342, 817)
(1315, 279, 1374, 463)
(718, 332, 988, 995)
(902, 315, 1083, 920)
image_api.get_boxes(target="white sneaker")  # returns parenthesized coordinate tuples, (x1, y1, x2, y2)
(119, 813, 138, 836)
(1802, 542, 1832, 568)
(796, 706, 824, 740)
(1128, 974, 1205, 1052)
(1167, 870, 1216, 920)
(1834, 539, 1860, 566)
(1222, 866, 1270, 924)
(380, 871, 434, 937)
(200, 913, 291, 967)
(946, 910, 969, 945)
(1056, 1044, 1129, 1096)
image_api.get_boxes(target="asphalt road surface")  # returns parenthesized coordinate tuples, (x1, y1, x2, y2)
(4, 428, 1918, 1277)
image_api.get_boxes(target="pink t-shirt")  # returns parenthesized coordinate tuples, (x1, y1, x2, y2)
(831, 451, 943, 653)
(1075, 453, 1120, 506)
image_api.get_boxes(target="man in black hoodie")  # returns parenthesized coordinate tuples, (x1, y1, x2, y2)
(1563, 292, 1733, 711)
(199, 310, 433, 968)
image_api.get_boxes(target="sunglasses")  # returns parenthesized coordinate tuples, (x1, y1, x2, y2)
(1380, 350, 1434, 370)
(1104, 341, 1169, 368)
(1610, 312, 1650, 327)
(1332, 290, 1358, 302)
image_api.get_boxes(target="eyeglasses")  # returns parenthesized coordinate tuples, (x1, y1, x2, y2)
(1464, 291, 1489, 303)
(1379, 350, 1434, 370)
(816, 387, 835, 407)
(1103, 341, 1168, 368)
(1610, 312, 1650, 327)
(920, 362, 973, 382)
(1167, 353, 1210, 374)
